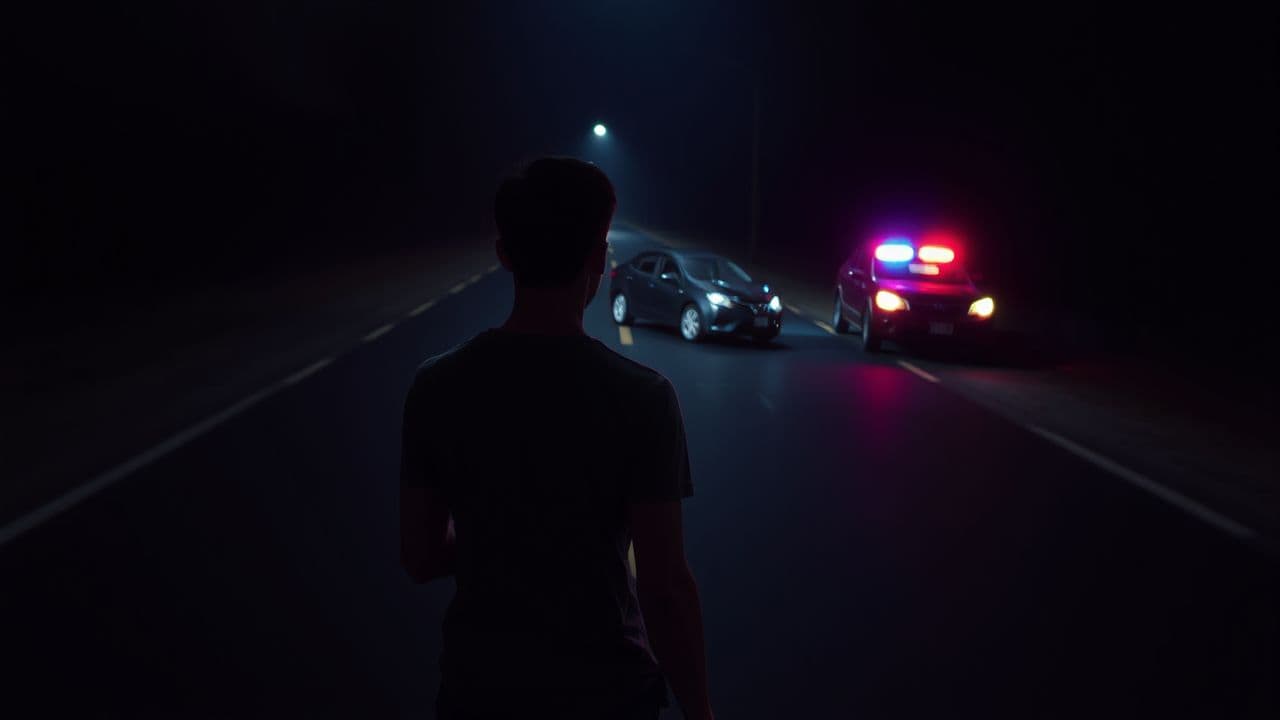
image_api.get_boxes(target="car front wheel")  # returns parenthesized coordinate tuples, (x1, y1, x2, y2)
(611, 292, 633, 325)
(861, 299, 882, 352)
(833, 291, 852, 333)
(679, 304, 705, 342)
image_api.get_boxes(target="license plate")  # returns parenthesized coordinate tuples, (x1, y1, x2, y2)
(928, 322, 954, 336)
(753, 316, 770, 328)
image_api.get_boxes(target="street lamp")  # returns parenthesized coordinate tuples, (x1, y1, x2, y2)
(593, 123, 608, 138)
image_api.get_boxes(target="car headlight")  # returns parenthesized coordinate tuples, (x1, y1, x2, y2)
(768, 296, 782, 313)
(875, 290, 908, 312)
(968, 296, 995, 318)
(706, 292, 733, 308)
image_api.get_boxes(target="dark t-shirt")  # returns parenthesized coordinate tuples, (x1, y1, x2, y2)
(401, 329, 693, 711)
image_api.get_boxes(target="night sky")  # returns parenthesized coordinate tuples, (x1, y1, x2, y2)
(8, 1, 1277, 352)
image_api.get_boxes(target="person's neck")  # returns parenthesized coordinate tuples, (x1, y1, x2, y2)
(500, 283, 587, 336)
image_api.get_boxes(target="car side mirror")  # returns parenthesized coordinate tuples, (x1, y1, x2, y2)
(659, 271, 680, 285)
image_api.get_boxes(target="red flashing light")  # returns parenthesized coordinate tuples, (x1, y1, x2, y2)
(917, 245, 955, 264)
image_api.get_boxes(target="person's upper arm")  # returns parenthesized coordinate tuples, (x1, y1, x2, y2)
(400, 373, 452, 582)
(626, 377, 694, 589)
(626, 378, 693, 502)
(627, 499, 690, 592)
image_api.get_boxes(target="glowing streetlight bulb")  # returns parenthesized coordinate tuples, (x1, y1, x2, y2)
(593, 123, 607, 137)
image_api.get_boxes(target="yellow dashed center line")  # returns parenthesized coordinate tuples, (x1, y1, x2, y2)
(618, 326, 634, 346)
(814, 320, 836, 334)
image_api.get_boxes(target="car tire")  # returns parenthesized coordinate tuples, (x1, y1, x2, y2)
(832, 291, 852, 333)
(861, 298, 882, 352)
(679, 304, 705, 342)
(611, 292, 634, 325)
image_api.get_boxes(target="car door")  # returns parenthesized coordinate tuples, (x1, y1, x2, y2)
(840, 243, 871, 324)
(651, 255, 687, 322)
(628, 254, 660, 319)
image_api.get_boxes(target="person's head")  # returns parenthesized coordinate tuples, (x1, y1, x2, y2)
(495, 157, 616, 304)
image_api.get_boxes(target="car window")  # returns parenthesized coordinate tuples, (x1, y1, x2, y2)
(656, 256, 676, 277)
(634, 256, 658, 275)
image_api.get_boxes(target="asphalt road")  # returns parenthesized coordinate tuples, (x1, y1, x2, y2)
(3, 229, 1277, 718)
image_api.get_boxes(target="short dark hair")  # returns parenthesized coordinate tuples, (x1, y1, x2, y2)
(495, 157, 617, 287)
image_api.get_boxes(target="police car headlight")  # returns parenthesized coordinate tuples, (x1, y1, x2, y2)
(968, 297, 995, 318)
(768, 296, 782, 313)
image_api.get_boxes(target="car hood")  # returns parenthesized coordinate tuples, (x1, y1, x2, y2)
(694, 278, 773, 303)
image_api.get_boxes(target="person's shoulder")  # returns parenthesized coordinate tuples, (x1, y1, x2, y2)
(410, 332, 492, 389)
(585, 337, 674, 395)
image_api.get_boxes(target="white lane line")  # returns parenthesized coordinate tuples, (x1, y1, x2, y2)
(407, 299, 436, 317)
(1026, 425, 1255, 541)
(757, 392, 774, 411)
(785, 304, 807, 317)
(488, 263, 500, 273)
(1, 352, 345, 547)
(283, 357, 333, 386)
(814, 320, 836, 335)
(468, 273, 483, 284)
(362, 323, 394, 342)
(618, 326, 634, 346)
(897, 360, 940, 384)
(448, 281, 468, 295)
(0, 386, 274, 547)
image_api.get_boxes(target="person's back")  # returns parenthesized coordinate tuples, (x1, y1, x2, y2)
(400, 158, 713, 720)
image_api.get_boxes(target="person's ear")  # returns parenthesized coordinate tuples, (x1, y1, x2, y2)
(495, 237, 513, 272)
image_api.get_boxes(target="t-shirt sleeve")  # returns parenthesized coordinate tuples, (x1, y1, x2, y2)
(626, 378, 694, 502)
(400, 373, 436, 489)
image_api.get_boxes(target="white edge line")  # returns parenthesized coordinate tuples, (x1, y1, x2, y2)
(897, 360, 940, 384)
(1026, 424, 1255, 540)
(282, 357, 333, 386)
(1, 355, 344, 547)
(362, 323, 394, 342)
(0, 387, 274, 547)
(408, 299, 436, 317)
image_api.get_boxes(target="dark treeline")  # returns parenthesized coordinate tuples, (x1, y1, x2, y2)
(7, 2, 1276, 355)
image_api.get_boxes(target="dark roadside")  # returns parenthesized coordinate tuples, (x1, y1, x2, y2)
(628, 223, 1280, 551)
(3, 238, 497, 532)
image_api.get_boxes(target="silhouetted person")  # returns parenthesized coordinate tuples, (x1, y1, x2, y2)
(401, 158, 713, 720)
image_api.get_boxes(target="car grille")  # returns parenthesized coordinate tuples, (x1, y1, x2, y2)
(913, 299, 966, 316)
(733, 299, 768, 314)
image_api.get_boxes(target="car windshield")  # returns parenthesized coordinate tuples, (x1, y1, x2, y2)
(682, 257, 752, 287)
(874, 259, 970, 284)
